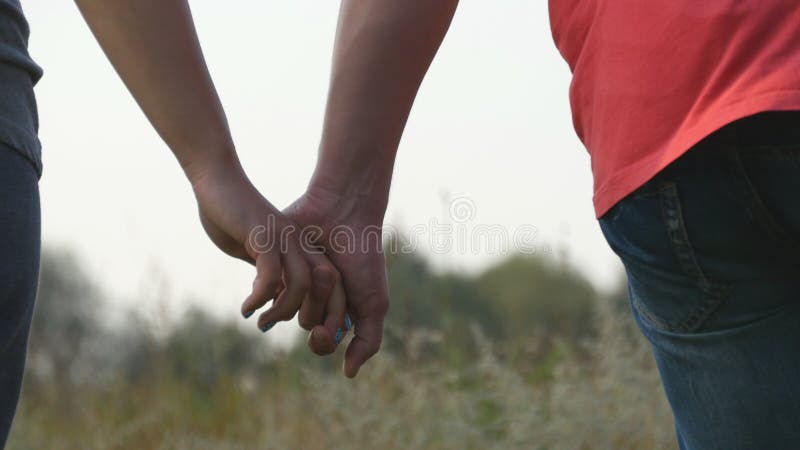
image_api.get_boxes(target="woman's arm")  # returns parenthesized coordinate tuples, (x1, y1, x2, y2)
(75, 0, 233, 179)
(75, 0, 345, 335)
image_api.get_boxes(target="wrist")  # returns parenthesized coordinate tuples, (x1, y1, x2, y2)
(181, 144, 246, 189)
(305, 174, 389, 227)
(308, 143, 396, 225)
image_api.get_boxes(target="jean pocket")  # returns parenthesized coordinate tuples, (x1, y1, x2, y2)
(600, 182, 730, 333)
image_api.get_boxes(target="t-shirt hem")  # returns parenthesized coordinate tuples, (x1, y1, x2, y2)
(592, 90, 800, 219)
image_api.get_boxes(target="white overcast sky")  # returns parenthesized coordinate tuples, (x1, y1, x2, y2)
(24, 1, 622, 331)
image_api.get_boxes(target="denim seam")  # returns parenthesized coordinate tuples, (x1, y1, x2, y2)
(659, 183, 729, 332)
(603, 182, 730, 333)
(628, 286, 669, 330)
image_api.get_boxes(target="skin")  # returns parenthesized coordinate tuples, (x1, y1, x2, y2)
(75, 0, 460, 377)
(298, 0, 460, 377)
(74, 0, 346, 343)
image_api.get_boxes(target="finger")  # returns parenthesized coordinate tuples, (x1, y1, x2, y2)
(257, 244, 311, 331)
(308, 278, 347, 356)
(297, 262, 336, 331)
(273, 278, 286, 302)
(241, 251, 281, 318)
(344, 307, 387, 378)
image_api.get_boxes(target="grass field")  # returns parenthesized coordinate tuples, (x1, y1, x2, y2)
(7, 249, 675, 449)
(8, 300, 674, 450)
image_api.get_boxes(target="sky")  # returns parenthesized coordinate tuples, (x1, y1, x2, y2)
(23, 1, 623, 337)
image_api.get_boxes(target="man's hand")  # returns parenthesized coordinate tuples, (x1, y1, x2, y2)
(284, 185, 389, 378)
(190, 154, 346, 334)
(282, 0, 458, 376)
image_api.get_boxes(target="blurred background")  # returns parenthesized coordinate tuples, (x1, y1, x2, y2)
(9, 1, 675, 449)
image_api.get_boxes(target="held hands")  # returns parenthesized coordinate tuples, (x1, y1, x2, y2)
(189, 153, 389, 378)
(188, 154, 349, 357)
(80, 0, 448, 381)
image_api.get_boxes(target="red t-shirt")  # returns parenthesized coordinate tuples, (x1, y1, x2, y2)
(549, 1, 800, 218)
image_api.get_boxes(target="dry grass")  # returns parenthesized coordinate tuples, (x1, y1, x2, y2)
(8, 299, 674, 450)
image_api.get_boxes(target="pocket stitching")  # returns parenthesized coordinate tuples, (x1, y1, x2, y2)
(628, 280, 670, 330)
(660, 183, 723, 293)
(657, 183, 730, 332)
(602, 182, 731, 333)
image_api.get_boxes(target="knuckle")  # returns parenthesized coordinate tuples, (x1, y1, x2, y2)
(277, 308, 297, 322)
(297, 315, 315, 331)
(267, 307, 295, 323)
(263, 278, 280, 295)
(294, 276, 311, 296)
(316, 264, 340, 284)
(366, 340, 382, 357)
(372, 298, 390, 316)
(328, 263, 341, 279)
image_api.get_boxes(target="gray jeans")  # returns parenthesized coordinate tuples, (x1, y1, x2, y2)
(0, 142, 40, 448)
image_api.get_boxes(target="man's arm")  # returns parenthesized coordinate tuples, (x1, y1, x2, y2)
(310, 0, 459, 220)
(288, 0, 459, 377)
(75, 0, 345, 333)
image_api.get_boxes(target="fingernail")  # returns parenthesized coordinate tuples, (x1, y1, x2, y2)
(243, 310, 254, 319)
(260, 322, 276, 333)
(344, 314, 353, 331)
(335, 328, 343, 345)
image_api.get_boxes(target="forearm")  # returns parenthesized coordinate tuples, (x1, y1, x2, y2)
(75, 0, 239, 182)
(310, 0, 459, 220)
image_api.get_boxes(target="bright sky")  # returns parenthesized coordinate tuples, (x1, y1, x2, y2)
(24, 1, 622, 336)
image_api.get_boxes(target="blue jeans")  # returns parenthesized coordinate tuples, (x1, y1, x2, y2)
(0, 143, 40, 448)
(600, 111, 800, 450)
